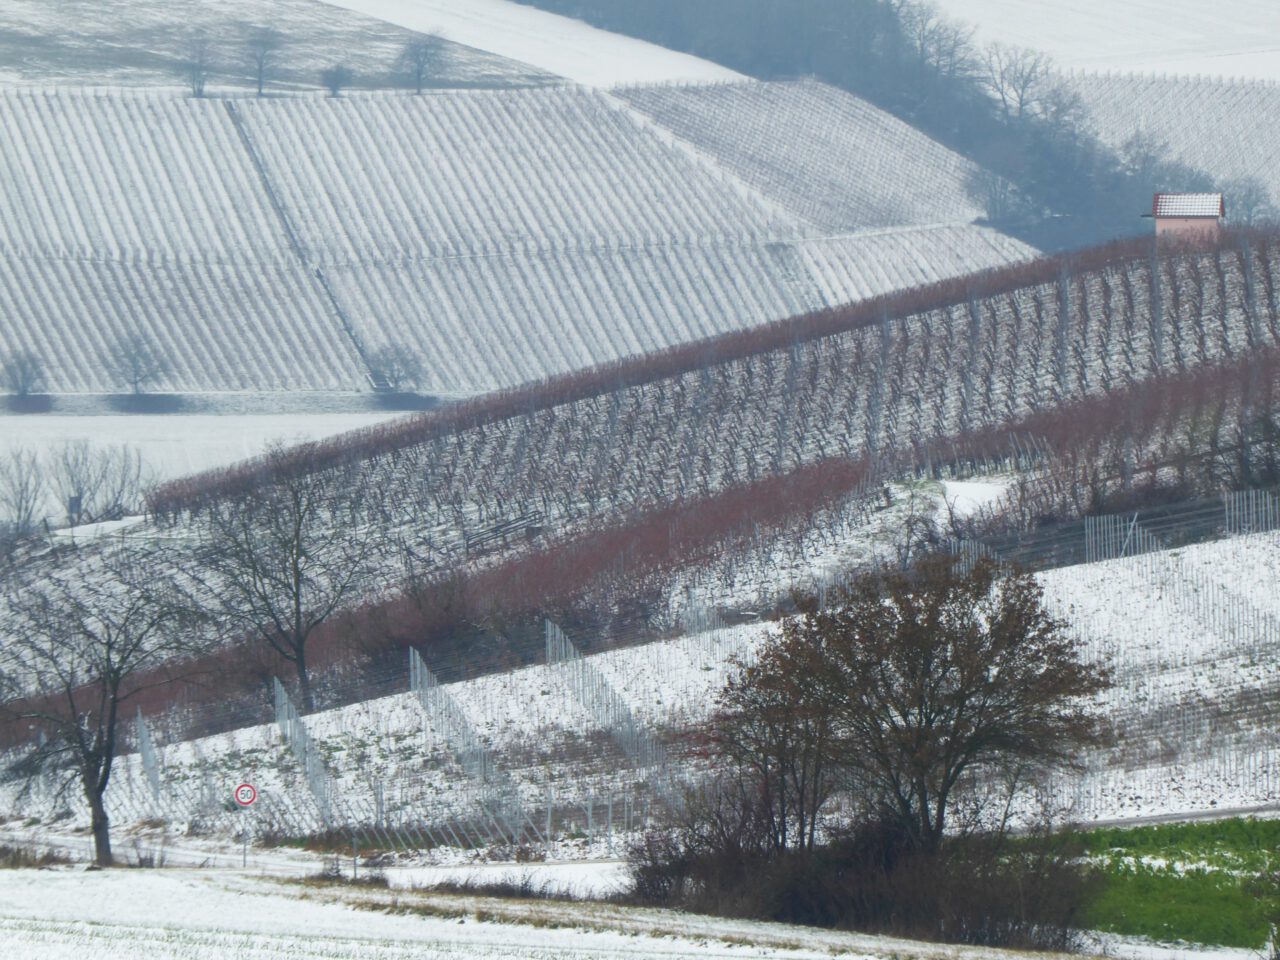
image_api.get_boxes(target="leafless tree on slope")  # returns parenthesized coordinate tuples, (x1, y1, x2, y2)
(197, 446, 378, 711)
(0, 552, 209, 866)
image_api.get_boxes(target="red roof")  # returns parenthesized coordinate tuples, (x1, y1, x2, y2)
(1153, 193, 1225, 218)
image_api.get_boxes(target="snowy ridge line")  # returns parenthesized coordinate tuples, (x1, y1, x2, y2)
(318, 0, 746, 87)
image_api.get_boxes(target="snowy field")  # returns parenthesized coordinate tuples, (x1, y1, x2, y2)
(319, 0, 744, 86)
(0, 867, 1094, 960)
(0, 0, 554, 90)
(0, 413, 403, 524)
(0, 84, 1031, 397)
(15, 523, 1279, 846)
(932, 0, 1280, 81)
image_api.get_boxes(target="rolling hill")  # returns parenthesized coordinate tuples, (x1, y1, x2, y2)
(0, 83, 1032, 398)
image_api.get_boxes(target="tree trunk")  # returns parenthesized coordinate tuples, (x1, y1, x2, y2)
(88, 789, 113, 866)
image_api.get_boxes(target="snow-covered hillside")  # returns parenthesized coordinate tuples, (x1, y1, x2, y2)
(0, 0, 555, 90)
(13, 523, 1278, 844)
(0, 84, 1031, 397)
(1072, 72, 1280, 210)
(618, 80, 984, 231)
(932, 0, 1280, 81)
(321, 0, 744, 86)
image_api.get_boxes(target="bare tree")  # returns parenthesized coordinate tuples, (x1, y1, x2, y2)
(199, 448, 376, 710)
(983, 42, 1052, 120)
(400, 34, 448, 94)
(1223, 177, 1278, 226)
(368, 343, 426, 392)
(2, 349, 45, 397)
(48, 441, 150, 526)
(104, 333, 168, 395)
(964, 167, 1027, 224)
(899, 1, 977, 83)
(184, 32, 213, 98)
(320, 64, 354, 98)
(246, 27, 283, 97)
(0, 448, 44, 537)
(0, 553, 208, 865)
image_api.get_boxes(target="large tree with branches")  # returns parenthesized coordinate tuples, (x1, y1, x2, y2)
(804, 556, 1109, 852)
(716, 556, 1110, 856)
(198, 449, 377, 711)
(0, 551, 207, 865)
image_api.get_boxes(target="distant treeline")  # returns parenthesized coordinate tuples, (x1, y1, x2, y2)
(520, 0, 1219, 250)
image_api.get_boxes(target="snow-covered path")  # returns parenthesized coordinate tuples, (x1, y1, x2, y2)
(317, 0, 744, 86)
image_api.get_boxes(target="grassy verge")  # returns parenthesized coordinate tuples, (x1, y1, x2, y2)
(1074, 818, 1280, 948)
(0, 843, 70, 869)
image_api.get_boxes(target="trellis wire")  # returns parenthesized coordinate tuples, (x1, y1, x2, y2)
(1084, 513, 1164, 564)
(545, 620, 667, 769)
(1224, 488, 1280, 535)
(273, 678, 333, 827)
(408, 648, 537, 845)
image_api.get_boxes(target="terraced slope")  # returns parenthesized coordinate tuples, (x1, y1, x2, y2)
(0, 85, 1032, 396)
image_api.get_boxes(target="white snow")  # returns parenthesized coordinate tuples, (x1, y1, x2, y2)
(940, 480, 1008, 520)
(0, 413, 403, 526)
(932, 0, 1280, 80)
(317, 0, 744, 86)
(0, 866, 1108, 960)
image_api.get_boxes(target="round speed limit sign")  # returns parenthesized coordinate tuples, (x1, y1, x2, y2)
(233, 783, 258, 807)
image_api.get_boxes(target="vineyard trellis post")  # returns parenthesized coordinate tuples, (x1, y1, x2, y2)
(135, 707, 163, 808)
(272, 678, 334, 828)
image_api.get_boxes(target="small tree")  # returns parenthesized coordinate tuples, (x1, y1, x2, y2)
(184, 32, 212, 98)
(714, 633, 834, 853)
(246, 27, 283, 97)
(2, 349, 44, 397)
(49, 441, 150, 525)
(104, 333, 168, 395)
(0, 448, 44, 537)
(368, 343, 426, 392)
(400, 34, 447, 94)
(983, 42, 1051, 120)
(320, 64, 354, 98)
(0, 553, 207, 865)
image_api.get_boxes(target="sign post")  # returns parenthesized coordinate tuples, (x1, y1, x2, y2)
(234, 783, 257, 868)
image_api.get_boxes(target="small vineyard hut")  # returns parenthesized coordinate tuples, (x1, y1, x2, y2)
(1152, 192, 1225, 239)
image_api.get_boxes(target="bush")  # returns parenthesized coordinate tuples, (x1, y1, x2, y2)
(628, 816, 1098, 950)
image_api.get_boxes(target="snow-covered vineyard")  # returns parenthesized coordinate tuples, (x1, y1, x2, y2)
(617, 80, 985, 231)
(0, 82, 1030, 396)
(1071, 71, 1280, 212)
(6, 512, 1279, 847)
(4, 238, 1278, 738)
